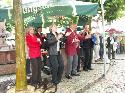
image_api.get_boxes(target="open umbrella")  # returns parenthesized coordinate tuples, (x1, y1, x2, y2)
(105, 28, 123, 35)
(115, 31, 123, 34)
(105, 28, 117, 33)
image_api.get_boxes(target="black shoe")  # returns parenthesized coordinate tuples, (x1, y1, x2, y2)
(37, 82, 43, 88)
(48, 83, 57, 93)
(54, 84, 57, 92)
(95, 60, 98, 62)
(88, 68, 94, 70)
(77, 70, 81, 72)
(83, 68, 88, 71)
(32, 84, 38, 90)
(71, 73, 80, 76)
(65, 74, 72, 79)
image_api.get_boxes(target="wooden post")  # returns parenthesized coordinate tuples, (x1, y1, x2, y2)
(13, 0, 27, 91)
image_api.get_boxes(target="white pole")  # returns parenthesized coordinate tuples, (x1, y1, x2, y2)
(100, 0, 106, 77)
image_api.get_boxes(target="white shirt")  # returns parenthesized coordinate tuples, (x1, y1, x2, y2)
(57, 40, 60, 52)
(110, 37, 114, 44)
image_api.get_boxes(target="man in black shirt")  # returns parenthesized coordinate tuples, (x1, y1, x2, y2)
(81, 25, 94, 71)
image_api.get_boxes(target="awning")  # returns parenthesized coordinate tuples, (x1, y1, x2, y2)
(42, 1, 99, 16)
(0, 1, 99, 20)
(42, 5, 73, 16)
(75, 1, 99, 15)
(0, 8, 11, 21)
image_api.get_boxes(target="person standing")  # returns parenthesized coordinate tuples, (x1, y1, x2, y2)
(35, 27, 46, 48)
(26, 26, 42, 89)
(93, 32, 100, 62)
(106, 33, 115, 59)
(81, 24, 94, 71)
(65, 23, 80, 79)
(99, 35, 104, 60)
(35, 27, 48, 66)
(77, 31, 85, 72)
(25, 28, 31, 76)
(47, 24, 64, 92)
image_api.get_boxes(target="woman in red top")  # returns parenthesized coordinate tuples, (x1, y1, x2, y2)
(26, 26, 42, 89)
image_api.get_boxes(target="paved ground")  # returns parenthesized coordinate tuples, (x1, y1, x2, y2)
(85, 54, 125, 93)
(3, 54, 125, 93)
(6, 59, 110, 93)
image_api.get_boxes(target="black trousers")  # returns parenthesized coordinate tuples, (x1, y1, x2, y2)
(108, 45, 115, 59)
(42, 55, 48, 66)
(30, 57, 42, 85)
(77, 48, 85, 71)
(26, 59, 31, 75)
(77, 55, 80, 71)
(49, 53, 64, 85)
(83, 48, 93, 69)
(99, 48, 104, 59)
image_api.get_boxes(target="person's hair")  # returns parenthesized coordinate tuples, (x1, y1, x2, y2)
(37, 26, 42, 29)
(25, 26, 34, 34)
(37, 26, 42, 30)
(69, 23, 77, 28)
(83, 23, 89, 28)
(36, 26, 42, 32)
(49, 24, 57, 32)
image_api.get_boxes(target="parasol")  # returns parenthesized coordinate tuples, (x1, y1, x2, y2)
(105, 28, 117, 33)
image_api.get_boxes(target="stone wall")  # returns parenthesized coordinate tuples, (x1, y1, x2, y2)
(0, 50, 16, 75)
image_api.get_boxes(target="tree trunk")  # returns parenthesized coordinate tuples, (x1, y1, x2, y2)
(13, 0, 27, 91)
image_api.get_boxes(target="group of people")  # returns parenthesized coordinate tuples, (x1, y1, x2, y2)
(25, 23, 100, 91)
(25, 25, 65, 91)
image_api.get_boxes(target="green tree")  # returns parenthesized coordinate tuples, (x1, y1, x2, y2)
(76, 0, 125, 22)
(104, 0, 125, 22)
(13, 0, 27, 91)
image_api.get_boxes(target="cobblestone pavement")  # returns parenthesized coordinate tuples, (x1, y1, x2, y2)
(5, 54, 125, 93)
(7, 59, 110, 93)
(85, 54, 125, 93)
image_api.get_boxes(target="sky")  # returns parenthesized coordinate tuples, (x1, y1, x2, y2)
(110, 16, 125, 31)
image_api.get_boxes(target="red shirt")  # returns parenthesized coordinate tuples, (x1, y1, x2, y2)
(65, 28, 79, 56)
(35, 32, 45, 44)
(26, 34, 41, 58)
(76, 33, 85, 54)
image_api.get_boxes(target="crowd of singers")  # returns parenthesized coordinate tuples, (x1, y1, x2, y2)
(25, 23, 95, 91)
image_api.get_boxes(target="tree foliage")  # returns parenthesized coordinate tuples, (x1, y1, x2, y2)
(77, 0, 125, 22)
(104, 0, 125, 22)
